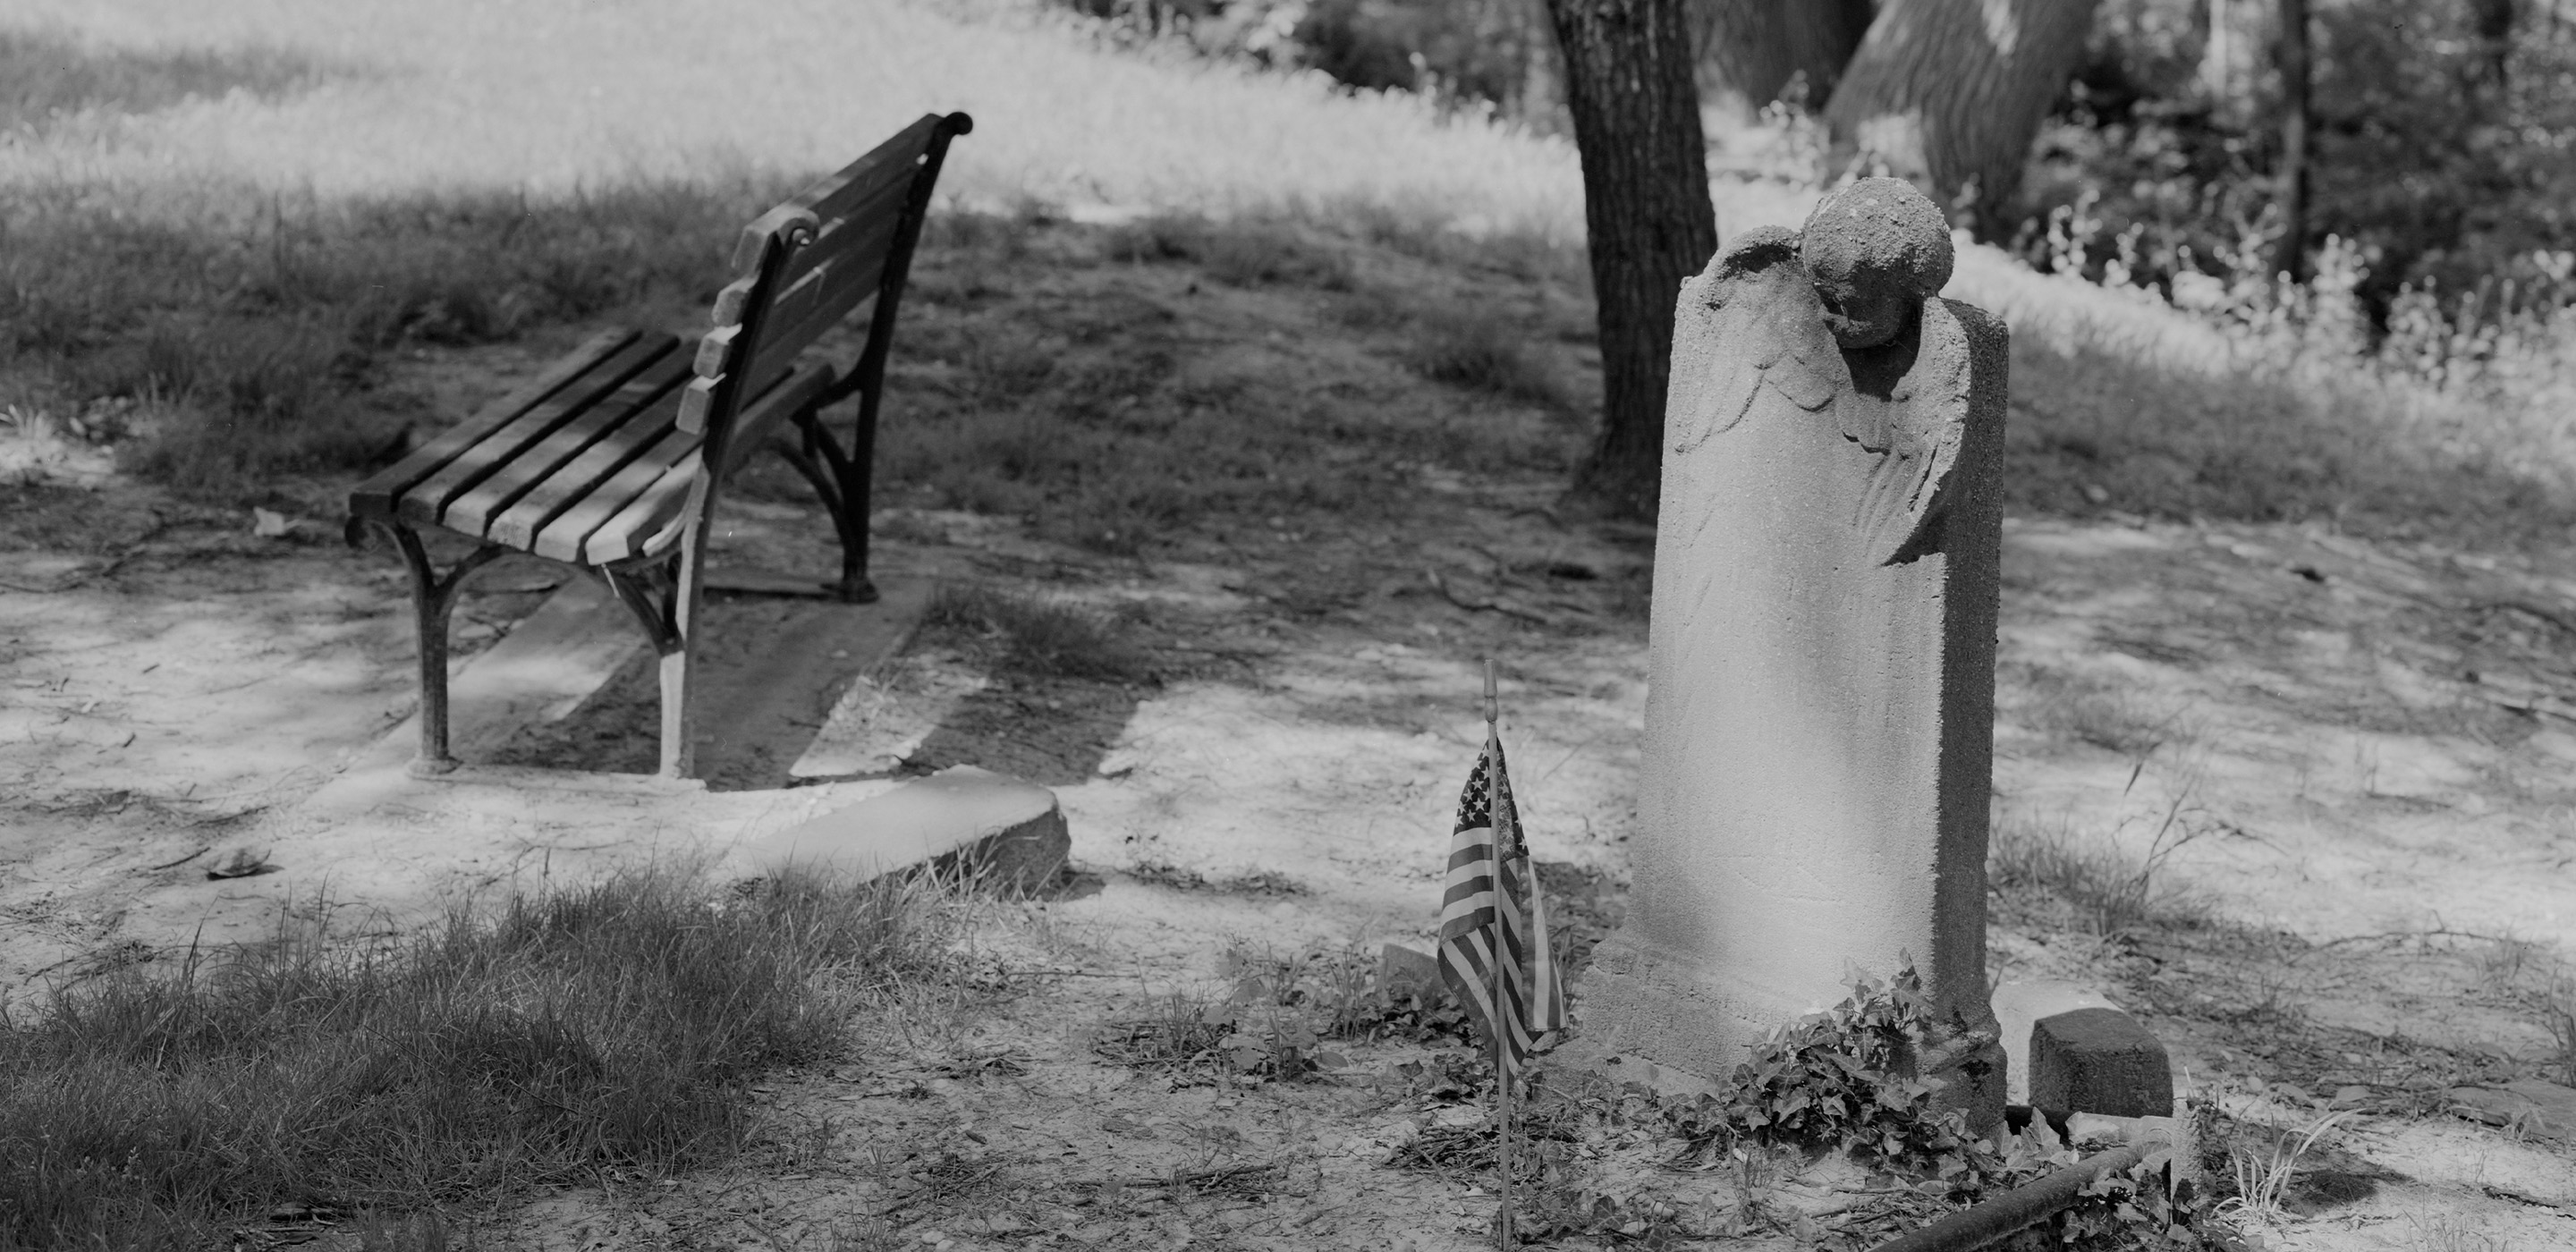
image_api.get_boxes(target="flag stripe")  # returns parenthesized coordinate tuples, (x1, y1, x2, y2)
(1434, 729, 1568, 1074)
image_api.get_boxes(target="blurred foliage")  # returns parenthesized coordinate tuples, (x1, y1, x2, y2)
(1055, 0, 2576, 360)
(2018, 0, 2576, 329)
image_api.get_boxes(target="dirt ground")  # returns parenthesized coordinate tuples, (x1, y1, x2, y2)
(6, 374, 2576, 1250)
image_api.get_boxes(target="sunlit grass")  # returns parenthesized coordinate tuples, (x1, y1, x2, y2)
(1, 0, 1587, 239)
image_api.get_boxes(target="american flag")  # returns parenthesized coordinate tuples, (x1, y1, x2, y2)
(1436, 727, 1567, 1073)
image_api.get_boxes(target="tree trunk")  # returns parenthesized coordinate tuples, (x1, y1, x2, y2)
(1690, 0, 1874, 114)
(1824, 0, 2098, 223)
(2274, 0, 2308, 280)
(2468, 0, 2515, 90)
(1545, 0, 1720, 521)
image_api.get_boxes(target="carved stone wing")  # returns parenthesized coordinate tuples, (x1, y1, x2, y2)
(1854, 299, 1976, 566)
(1668, 227, 1845, 458)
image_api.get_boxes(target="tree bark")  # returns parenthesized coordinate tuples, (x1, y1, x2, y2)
(1823, 0, 2098, 222)
(1545, 0, 1720, 521)
(1689, 0, 1874, 114)
(2468, 0, 2515, 90)
(2273, 0, 2308, 280)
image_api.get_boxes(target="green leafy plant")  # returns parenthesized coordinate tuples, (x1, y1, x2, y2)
(1648, 962, 2235, 1248)
(1514, 1163, 1692, 1248)
(1205, 949, 1353, 1078)
(1660, 960, 1992, 1187)
(1094, 948, 1389, 1083)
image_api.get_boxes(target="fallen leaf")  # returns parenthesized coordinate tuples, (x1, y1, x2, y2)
(207, 846, 276, 879)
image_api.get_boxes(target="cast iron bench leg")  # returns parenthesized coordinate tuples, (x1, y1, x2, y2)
(352, 518, 508, 774)
(597, 537, 706, 781)
(782, 410, 878, 605)
(838, 400, 878, 605)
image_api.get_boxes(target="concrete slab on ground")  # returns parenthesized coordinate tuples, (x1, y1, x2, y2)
(100, 566, 951, 956)
(2449, 1079, 2576, 1144)
(733, 764, 1069, 891)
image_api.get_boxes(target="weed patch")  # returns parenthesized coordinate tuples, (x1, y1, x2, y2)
(1990, 796, 2212, 936)
(1403, 305, 1565, 411)
(1103, 213, 1353, 290)
(2544, 969, 2576, 1086)
(1092, 945, 1419, 1084)
(2006, 337, 2576, 549)
(921, 583, 1156, 683)
(0, 860, 966, 1250)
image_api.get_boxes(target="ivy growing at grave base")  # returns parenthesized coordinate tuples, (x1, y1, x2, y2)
(1659, 960, 1993, 1186)
(1369, 958, 2235, 1247)
(1648, 960, 2235, 1249)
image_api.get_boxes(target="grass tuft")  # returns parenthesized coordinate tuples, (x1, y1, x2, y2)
(1403, 305, 1565, 410)
(2544, 969, 2576, 1087)
(923, 583, 1157, 683)
(2219, 1107, 2358, 1226)
(0, 859, 962, 1251)
(1104, 213, 1354, 290)
(1988, 801, 2209, 936)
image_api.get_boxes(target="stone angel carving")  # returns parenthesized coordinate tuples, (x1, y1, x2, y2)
(1665, 178, 2004, 566)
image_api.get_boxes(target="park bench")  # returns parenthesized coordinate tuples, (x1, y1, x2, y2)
(346, 112, 973, 781)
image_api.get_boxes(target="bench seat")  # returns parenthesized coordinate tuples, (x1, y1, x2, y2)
(351, 329, 837, 568)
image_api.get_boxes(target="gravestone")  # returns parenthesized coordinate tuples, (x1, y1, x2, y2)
(1574, 179, 2009, 1129)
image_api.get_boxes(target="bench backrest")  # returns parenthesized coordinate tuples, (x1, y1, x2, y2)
(678, 111, 973, 478)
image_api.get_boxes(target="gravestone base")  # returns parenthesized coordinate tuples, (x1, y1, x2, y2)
(1574, 937, 2006, 1130)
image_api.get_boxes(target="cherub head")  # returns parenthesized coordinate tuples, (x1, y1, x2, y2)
(1800, 178, 1953, 351)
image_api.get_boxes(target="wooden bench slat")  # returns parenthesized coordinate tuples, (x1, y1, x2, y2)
(441, 351, 695, 539)
(721, 363, 839, 479)
(684, 288, 883, 433)
(580, 447, 707, 564)
(350, 328, 642, 519)
(710, 180, 902, 329)
(702, 228, 895, 376)
(728, 114, 943, 274)
(485, 385, 689, 553)
(589, 366, 829, 561)
(393, 334, 683, 530)
(750, 276, 883, 382)
(787, 114, 942, 234)
(530, 425, 701, 564)
(717, 176, 914, 328)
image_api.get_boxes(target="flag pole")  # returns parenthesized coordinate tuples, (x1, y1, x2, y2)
(1485, 658, 1514, 1250)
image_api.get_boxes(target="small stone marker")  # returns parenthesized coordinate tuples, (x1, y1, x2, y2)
(1992, 979, 2123, 1105)
(1573, 179, 2009, 1129)
(1379, 942, 1445, 1004)
(2028, 1007, 2174, 1119)
(738, 765, 1068, 892)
